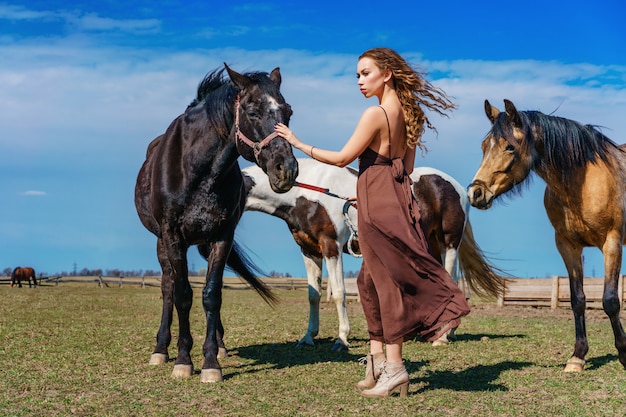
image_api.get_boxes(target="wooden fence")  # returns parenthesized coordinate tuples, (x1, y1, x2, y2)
(497, 275, 625, 310)
(0, 275, 358, 297)
(2, 274, 624, 310)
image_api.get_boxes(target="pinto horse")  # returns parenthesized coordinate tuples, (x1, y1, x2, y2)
(243, 158, 504, 350)
(11, 267, 36, 288)
(134, 64, 298, 383)
(468, 99, 626, 372)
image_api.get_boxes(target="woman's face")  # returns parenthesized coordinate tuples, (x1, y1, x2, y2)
(357, 57, 387, 99)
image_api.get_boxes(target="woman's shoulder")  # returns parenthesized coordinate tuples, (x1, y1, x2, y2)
(356, 106, 387, 132)
(361, 105, 388, 120)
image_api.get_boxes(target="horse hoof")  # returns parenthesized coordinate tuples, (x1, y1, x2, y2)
(217, 347, 229, 358)
(295, 340, 314, 349)
(564, 357, 585, 372)
(200, 368, 223, 383)
(171, 364, 194, 378)
(149, 353, 168, 366)
(331, 342, 349, 352)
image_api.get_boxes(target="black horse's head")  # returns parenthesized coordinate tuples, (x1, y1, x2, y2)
(225, 64, 298, 193)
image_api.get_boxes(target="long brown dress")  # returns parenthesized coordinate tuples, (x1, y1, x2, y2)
(356, 114, 470, 343)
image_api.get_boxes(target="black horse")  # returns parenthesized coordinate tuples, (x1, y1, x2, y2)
(11, 266, 37, 288)
(134, 64, 298, 382)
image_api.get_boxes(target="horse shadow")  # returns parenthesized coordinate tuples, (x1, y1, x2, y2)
(585, 353, 619, 370)
(410, 332, 527, 343)
(410, 360, 533, 393)
(221, 332, 528, 385)
(222, 337, 362, 380)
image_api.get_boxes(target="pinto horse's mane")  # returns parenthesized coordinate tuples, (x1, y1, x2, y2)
(494, 110, 622, 179)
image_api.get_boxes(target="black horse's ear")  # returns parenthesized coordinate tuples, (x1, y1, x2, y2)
(224, 63, 250, 91)
(269, 67, 282, 88)
(484, 99, 500, 125)
(504, 99, 523, 129)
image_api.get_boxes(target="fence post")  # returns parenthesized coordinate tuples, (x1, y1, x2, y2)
(119, 276, 123, 288)
(497, 279, 505, 307)
(550, 276, 559, 310)
(97, 276, 103, 288)
(142, 275, 145, 289)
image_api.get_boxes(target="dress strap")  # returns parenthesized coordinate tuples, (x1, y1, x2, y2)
(378, 105, 392, 159)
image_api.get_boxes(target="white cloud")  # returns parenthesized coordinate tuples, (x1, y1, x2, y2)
(0, 4, 57, 20)
(19, 190, 46, 196)
(0, 4, 161, 34)
(67, 13, 161, 33)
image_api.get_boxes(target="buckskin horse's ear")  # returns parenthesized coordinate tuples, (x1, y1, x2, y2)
(269, 67, 281, 88)
(504, 99, 523, 129)
(484, 99, 500, 125)
(224, 63, 249, 91)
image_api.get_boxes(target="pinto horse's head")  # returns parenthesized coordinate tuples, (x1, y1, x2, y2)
(468, 99, 536, 210)
(226, 64, 298, 193)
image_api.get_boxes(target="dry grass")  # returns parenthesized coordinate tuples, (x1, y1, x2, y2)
(1, 284, 625, 416)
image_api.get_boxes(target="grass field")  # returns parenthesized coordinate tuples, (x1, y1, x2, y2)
(1, 283, 625, 416)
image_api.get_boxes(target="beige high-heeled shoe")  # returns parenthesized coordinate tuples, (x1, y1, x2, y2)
(361, 362, 409, 398)
(356, 352, 386, 389)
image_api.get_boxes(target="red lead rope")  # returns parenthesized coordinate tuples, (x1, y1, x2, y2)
(294, 181, 354, 201)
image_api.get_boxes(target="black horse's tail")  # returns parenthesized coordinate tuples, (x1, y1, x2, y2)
(196, 241, 279, 306)
(227, 242, 279, 306)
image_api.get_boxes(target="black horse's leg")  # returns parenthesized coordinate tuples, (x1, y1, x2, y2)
(216, 315, 228, 358)
(150, 238, 174, 365)
(601, 235, 626, 369)
(557, 238, 588, 372)
(172, 266, 194, 377)
(197, 243, 228, 359)
(200, 240, 230, 383)
(159, 230, 195, 378)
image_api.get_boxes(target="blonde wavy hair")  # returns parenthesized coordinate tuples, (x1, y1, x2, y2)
(359, 47, 456, 151)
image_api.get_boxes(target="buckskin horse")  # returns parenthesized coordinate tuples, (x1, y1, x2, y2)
(468, 99, 626, 372)
(134, 64, 298, 382)
(10, 266, 37, 288)
(243, 158, 504, 350)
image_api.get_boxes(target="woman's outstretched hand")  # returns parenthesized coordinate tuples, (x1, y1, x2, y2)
(274, 123, 301, 148)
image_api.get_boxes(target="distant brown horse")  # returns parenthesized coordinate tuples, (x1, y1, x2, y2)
(468, 99, 626, 372)
(11, 267, 37, 288)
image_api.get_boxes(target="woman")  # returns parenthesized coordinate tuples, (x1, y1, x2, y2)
(275, 47, 470, 398)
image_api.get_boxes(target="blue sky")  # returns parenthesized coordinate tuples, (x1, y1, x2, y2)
(1, 1, 625, 278)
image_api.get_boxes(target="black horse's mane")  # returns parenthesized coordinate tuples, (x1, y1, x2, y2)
(494, 110, 621, 176)
(185, 67, 274, 138)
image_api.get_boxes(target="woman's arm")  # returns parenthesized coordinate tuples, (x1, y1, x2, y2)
(275, 106, 383, 168)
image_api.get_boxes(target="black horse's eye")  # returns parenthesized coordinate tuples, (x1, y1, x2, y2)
(505, 143, 515, 152)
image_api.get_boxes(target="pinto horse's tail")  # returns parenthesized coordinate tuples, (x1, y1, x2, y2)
(457, 220, 507, 299)
(226, 241, 279, 307)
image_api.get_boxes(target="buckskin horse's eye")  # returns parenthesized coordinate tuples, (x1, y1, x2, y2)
(505, 143, 515, 152)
